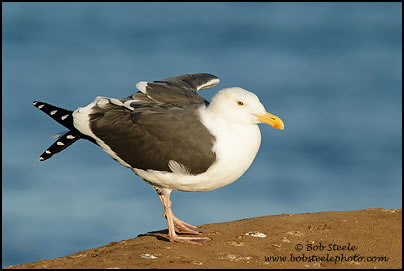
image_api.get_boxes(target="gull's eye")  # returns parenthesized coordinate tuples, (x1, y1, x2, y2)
(236, 100, 244, 106)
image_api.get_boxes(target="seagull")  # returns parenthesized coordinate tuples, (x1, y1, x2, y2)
(33, 73, 284, 245)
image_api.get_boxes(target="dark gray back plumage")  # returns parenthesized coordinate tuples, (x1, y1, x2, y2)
(132, 73, 219, 104)
(89, 103, 216, 174)
(34, 73, 220, 174)
(89, 73, 220, 174)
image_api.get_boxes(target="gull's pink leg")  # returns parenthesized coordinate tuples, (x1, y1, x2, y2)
(158, 194, 199, 234)
(172, 216, 199, 234)
(160, 193, 211, 245)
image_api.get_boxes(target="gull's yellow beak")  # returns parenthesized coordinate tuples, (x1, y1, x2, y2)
(254, 112, 284, 130)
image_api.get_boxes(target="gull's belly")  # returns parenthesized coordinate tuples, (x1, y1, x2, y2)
(134, 125, 262, 192)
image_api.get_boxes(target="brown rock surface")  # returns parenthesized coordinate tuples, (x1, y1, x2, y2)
(5, 208, 402, 269)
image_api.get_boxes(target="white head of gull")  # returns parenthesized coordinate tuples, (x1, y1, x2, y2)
(32, 73, 284, 245)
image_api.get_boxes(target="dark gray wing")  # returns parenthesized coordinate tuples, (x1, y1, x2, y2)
(89, 101, 216, 175)
(133, 73, 220, 104)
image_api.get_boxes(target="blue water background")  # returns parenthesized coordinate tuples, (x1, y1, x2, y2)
(2, 2, 402, 267)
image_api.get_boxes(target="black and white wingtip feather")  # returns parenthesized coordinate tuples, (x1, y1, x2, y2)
(32, 101, 82, 161)
(38, 130, 81, 161)
(32, 101, 75, 130)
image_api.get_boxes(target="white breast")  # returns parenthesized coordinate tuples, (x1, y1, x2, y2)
(134, 107, 262, 192)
